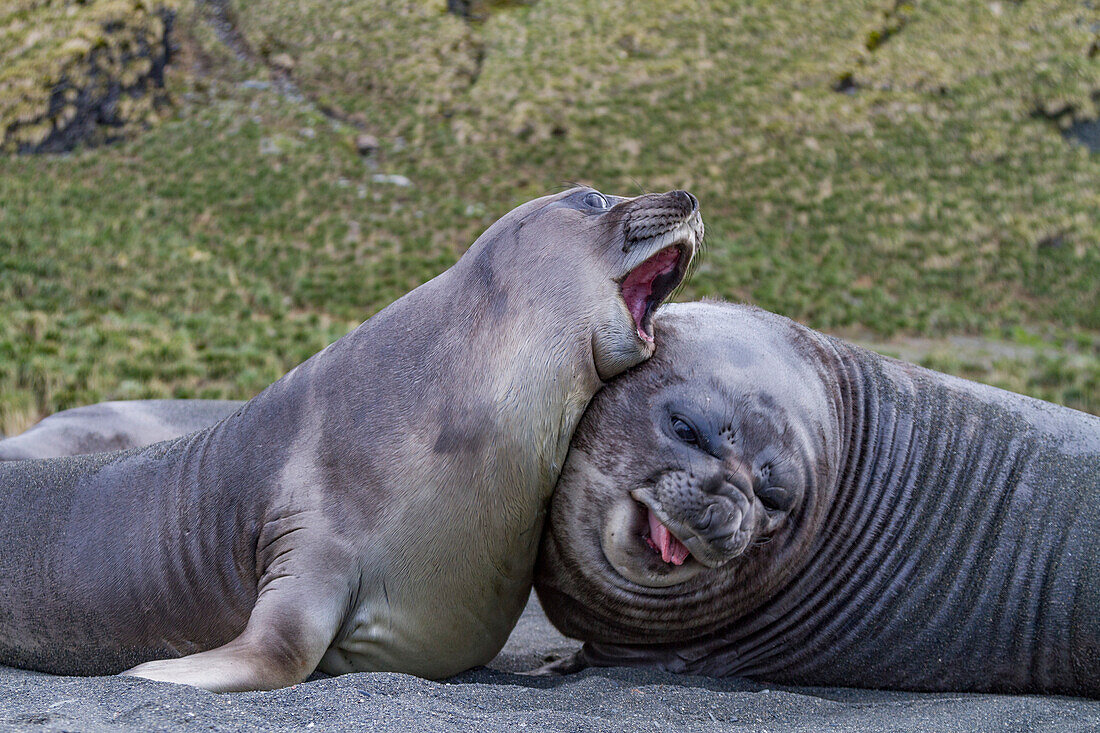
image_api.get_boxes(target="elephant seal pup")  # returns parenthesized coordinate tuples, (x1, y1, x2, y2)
(535, 301, 1100, 697)
(0, 400, 243, 461)
(0, 187, 702, 691)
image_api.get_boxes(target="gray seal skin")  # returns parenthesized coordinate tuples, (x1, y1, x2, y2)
(0, 400, 243, 461)
(534, 301, 1100, 697)
(0, 187, 703, 692)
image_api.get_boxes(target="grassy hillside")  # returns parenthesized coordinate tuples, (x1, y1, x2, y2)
(1, 0, 1098, 433)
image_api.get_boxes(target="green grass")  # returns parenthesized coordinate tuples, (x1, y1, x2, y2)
(1, 0, 1098, 434)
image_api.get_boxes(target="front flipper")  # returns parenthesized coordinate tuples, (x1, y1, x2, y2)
(525, 642, 641, 676)
(526, 649, 592, 676)
(123, 570, 354, 692)
(526, 641, 698, 677)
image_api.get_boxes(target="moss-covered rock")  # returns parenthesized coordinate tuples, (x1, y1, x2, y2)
(0, 0, 1097, 423)
(1, 0, 178, 153)
(839, 0, 1098, 119)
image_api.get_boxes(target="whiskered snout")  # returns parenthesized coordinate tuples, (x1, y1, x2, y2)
(632, 462, 762, 569)
(618, 190, 704, 253)
(610, 189, 703, 346)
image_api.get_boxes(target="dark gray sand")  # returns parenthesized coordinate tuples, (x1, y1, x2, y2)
(2, 595, 1098, 732)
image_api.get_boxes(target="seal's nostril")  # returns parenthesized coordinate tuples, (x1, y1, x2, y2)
(670, 190, 698, 214)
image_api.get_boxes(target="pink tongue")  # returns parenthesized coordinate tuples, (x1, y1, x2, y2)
(645, 509, 691, 566)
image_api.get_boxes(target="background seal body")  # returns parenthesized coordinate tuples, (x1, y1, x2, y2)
(535, 301, 1100, 697)
(0, 188, 702, 691)
(0, 400, 243, 461)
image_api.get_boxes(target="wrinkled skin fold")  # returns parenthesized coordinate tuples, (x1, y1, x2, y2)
(535, 302, 1100, 697)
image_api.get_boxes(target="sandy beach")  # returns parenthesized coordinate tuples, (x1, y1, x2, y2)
(1, 595, 1097, 732)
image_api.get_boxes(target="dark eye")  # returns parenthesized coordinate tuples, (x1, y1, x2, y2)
(583, 192, 609, 209)
(670, 416, 699, 445)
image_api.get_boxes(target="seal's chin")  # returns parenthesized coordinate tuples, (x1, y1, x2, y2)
(620, 242, 690, 343)
(600, 495, 705, 588)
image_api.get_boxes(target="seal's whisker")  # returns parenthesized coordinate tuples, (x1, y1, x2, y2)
(628, 177, 650, 196)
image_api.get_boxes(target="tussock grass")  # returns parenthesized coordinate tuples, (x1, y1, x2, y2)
(1, 0, 1097, 428)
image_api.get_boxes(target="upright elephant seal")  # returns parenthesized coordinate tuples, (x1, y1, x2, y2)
(0, 187, 702, 691)
(0, 400, 243, 461)
(535, 301, 1100, 697)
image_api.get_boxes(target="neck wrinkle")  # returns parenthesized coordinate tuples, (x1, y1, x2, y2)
(733, 342, 1079, 693)
(758, 340, 922, 669)
(702, 335, 887, 673)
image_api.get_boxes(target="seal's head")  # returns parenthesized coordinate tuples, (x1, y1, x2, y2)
(462, 187, 703, 380)
(535, 302, 842, 644)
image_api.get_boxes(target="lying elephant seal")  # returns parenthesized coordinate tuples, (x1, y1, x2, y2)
(0, 187, 702, 691)
(535, 301, 1100, 697)
(0, 400, 243, 461)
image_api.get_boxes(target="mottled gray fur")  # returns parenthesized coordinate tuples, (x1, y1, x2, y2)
(535, 302, 1100, 697)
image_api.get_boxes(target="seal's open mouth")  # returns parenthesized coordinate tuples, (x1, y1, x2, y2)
(620, 244, 688, 343)
(601, 492, 705, 587)
(643, 505, 692, 566)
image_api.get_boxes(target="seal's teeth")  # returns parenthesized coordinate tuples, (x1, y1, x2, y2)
(645, 508, 690, 566)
